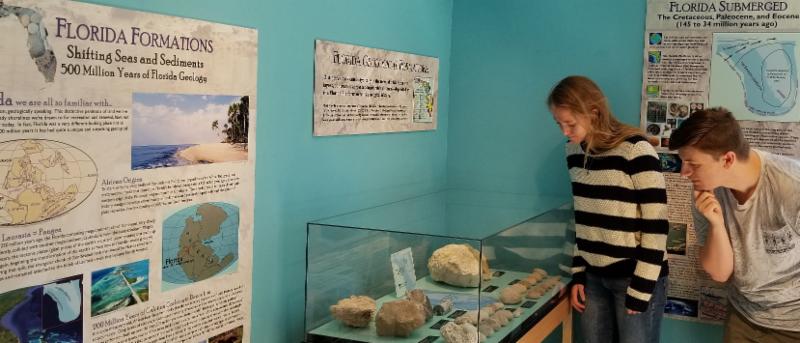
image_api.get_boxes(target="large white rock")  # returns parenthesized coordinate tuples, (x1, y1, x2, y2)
(428, 244, 491, 288)
(329, 295, 376, 328)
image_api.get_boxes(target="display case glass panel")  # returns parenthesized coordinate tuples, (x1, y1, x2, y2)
(305, 190, 574, 343)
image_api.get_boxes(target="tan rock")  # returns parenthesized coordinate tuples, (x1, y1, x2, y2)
(376, 300, 426, 337)
(510, 283, 527, 293)
(478, 318, 497, 336)
(492, 309, 513, 326)
(406, 289, 433, 321)
(330, 295, 376, 328)
(455, 310, 478, 325)
(526, 288, 543, 299)
(428, 244, 491, 287)
(440, 322, 479, 343)
(499, 287, 524, 304)
(527, 273, 543, 283)
(489, 302, 505, 311)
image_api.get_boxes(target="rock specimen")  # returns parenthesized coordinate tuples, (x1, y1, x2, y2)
(510, 283, 527, 293)
(375, 299, 426, 337)
(500, 286, 524, 304)
(446, 303, 519, 342)
(488, 302, 505, 311)
(406, 289, 433, 321)
(454, 310, 478, 325)
(440, 321, 479, 343)
(526, 274, 542, 284)
(493, 309, 513, 325)
(526, 288, 544, 299)
(433, 296, 454, 316)
(428, 244, 491, 287)
(479, 317, 501, 336)
(329, 295, 376, 328)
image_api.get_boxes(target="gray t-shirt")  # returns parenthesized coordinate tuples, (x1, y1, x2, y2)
(694, 149, 800, 331)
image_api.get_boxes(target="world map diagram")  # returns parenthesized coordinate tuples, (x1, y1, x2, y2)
(162, 202, 239, 286)
(0, 139, 97, 226)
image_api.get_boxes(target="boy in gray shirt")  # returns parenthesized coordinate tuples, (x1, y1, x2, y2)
(669, 107, 800, 342)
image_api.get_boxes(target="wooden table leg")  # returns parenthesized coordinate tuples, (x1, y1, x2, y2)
(562, 301, 572, 343)
(517, 294, 572, 343)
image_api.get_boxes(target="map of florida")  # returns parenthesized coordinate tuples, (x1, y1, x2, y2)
(0, 3, 57, 82)
(717, 38, 798, 116)
(178, 203, 235, 281)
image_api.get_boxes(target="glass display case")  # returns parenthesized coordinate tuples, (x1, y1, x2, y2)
(304, 189, 575, 343)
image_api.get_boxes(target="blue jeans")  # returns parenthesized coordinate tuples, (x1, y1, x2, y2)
(580, 273, 668, 343)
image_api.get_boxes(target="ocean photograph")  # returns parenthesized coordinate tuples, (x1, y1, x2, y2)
(131, 144, 195, 170)
(0, 275, 83, 343)
(91, 259, 150, 317)
(131, 93, 250, 170)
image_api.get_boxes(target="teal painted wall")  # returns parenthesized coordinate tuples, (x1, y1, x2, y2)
(447, 1, 723, 342)
(79, 0, 453, 341)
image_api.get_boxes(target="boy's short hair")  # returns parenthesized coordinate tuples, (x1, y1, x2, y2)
(668, 107, 750, 159)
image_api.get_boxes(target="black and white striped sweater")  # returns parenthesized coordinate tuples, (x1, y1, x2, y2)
(567, 135, 669, 312)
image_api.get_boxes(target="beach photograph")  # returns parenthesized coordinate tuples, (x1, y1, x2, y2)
(0, 275, 83, 343)
(91, 259, 150, 317)
(131, 93, 250, 170)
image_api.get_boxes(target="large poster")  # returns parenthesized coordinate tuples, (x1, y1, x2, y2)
(313, 40, 439, 136)
(643, 0, 800, 323)
(0, 1, 257, 342)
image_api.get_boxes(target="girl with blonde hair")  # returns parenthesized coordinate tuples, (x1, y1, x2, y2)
(548, 76, 669, 342)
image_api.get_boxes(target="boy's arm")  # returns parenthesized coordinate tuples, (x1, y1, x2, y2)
(694, 191, 734, 282)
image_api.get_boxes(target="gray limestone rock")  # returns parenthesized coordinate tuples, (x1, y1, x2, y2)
(329, 295, 376, 328)
(433, 296, 454, 316)
(375, 299, 426, 337)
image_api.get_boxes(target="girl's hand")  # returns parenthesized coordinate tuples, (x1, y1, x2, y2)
(571, 284, 586, 313)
